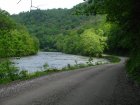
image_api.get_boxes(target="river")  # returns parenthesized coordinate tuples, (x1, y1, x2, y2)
(12, 52, 109, 73)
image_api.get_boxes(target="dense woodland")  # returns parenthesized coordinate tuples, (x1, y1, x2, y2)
(74, 0, 140, 83)
(0, 0, 140, 83)
(12, 9, 95, 50)
(12, 9, 109, 57)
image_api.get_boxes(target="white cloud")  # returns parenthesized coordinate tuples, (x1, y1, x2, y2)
(0, 0, 84, 14)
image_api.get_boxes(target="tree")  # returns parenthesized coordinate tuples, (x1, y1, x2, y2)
(81, 28, 107, 56)
(0, 9, 39, 83)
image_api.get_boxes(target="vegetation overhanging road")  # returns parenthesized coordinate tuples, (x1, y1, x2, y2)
(0, 58, 140, 105)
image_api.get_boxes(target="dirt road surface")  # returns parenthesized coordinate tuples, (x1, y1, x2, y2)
(0, 58, 140, 105)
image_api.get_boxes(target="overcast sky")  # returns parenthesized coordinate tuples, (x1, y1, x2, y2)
(0, 0, 84, 14)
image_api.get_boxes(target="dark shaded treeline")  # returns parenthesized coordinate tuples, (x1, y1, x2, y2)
(73, 0, 140, 83)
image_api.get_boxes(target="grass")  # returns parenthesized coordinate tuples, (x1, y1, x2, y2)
(18, 63, 95, 80)
(103, 55, 121, 63)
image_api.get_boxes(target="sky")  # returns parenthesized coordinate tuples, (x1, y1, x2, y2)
(0, 0, 84, 14)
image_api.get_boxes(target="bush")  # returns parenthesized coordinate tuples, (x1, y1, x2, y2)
(0, 60, 19, 84)
(126, 51, 140, 84)
(19, 70, 28, 79)
(103, 55, 120, 63)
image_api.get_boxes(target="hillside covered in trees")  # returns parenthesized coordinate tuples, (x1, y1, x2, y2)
(12, 9, 109, 57)
(12, 9, 92, 49)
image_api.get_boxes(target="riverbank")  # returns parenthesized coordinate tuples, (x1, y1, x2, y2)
(12, 52, 109, 73)
(0, 54, 120, 84)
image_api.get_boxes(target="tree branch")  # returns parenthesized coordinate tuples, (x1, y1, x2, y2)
(17, 0, 22, 4)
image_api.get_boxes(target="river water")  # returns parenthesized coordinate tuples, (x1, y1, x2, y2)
(12, 52, 109, 73)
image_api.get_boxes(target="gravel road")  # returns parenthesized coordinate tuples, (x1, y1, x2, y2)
(0, 58, 140, 105)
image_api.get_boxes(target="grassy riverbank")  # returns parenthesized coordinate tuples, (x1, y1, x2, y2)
(0, 55, 120, 84)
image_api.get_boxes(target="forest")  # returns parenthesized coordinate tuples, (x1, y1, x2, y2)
(12, 9, 110, 57)
(12, 9, 95, 50)
(0, 0, 140, 83)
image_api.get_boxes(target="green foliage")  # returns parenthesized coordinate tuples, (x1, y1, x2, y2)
(43, 63, 49, 70)
(56, 31, 82, 54)
(72, 1, 96, 15)
(54, 25, 107, 56)
(0, 9, 39, 57)
(106, 24, 131, 55)
(0, 29, 39, 57)
(0, 60, 19, 84)
(80, 28, 107, 56)
(126, 50, 140, 84)
(12, 9, 92, 50)
(45, 14, 108, 56)
(103, 55, 120, 63)
(0, 9, 15, 30)
(82, 0, 140, 83)
(19, 70, 28, 79)
(0, 9, 39, 84)
(12, 9, 109, 57)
